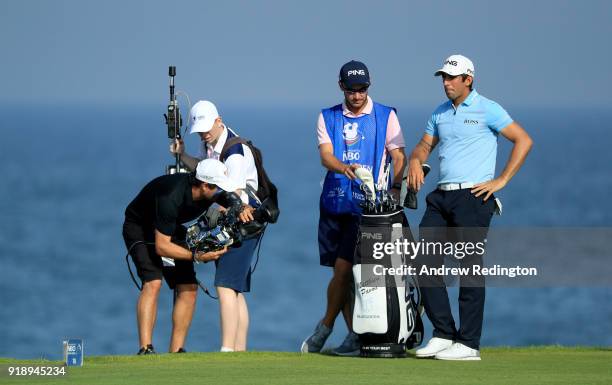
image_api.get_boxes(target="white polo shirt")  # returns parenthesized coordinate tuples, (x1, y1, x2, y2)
(198, 126, 259, 204)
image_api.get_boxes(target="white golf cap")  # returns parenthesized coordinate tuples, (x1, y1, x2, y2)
(434, 54, 475, 78)
(195, 159, 238, 192)
(190, 100, 219, 134)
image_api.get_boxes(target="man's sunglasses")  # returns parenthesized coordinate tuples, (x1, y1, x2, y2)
(344, 86, 369, 95)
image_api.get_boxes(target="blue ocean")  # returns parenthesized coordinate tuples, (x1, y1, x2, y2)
(1, 103, 610, 359)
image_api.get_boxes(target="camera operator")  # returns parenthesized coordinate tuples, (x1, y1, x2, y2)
(170, 100, 260, 352)
(123, 159, 248, 355)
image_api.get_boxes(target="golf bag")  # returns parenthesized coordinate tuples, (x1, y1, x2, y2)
(352, 209, 424, 358)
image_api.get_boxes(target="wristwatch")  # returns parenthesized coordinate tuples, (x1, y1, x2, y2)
(391, 182, 402, 190)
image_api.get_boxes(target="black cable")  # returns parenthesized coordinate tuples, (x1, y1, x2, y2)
(250, 227, 266, 273)
(125, 240, 218, 300)
(196, 280, 218, 300)
(125, 241, 153, 291)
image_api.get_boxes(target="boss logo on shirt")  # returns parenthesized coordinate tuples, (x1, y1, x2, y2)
(347, 69, 366, 76)
(464, 119, 479, 124)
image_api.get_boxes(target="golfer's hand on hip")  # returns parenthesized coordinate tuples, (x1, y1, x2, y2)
(471, 178, 508, 201)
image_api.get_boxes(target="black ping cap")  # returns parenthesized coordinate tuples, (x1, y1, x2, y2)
(339, 60, 370, 89)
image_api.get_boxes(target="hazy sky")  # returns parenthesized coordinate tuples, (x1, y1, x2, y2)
(2, 0, 611, 108)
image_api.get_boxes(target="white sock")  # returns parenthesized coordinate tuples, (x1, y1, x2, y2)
(220, 346, 234, 352)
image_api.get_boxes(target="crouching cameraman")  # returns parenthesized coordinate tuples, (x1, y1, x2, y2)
(123, 159, 249, 355)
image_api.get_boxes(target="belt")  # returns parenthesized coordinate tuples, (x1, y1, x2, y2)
(438, 182, 475, 191)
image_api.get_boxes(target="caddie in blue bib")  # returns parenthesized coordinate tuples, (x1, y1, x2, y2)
(320, 102, 393, 214)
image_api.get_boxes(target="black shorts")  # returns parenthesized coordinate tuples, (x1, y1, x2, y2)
(122, 221, 197, 288)
(318, 207, 360, 267)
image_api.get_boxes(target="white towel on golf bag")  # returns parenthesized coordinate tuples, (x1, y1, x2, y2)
(352, 263, 411, 342)
(352, 264, 388, 334)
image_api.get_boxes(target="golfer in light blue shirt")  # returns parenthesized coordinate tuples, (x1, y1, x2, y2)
(425, 89, 513, 185)
(407, 54, 533, 361)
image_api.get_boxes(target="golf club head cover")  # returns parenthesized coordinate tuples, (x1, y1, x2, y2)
(355, 167, 376, 202)
(403, 164, 431, 210)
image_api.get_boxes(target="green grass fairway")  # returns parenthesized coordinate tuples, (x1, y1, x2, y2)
(1, 347, 611, 385)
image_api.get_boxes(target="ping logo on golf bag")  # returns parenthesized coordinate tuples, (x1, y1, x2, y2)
(362, 232, 383, 240)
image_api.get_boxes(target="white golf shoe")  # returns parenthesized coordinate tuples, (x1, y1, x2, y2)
(415, 337, 453, 358)
(435, 342, 481, 361)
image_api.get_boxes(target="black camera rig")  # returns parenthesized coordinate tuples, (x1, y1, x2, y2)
(164, 65, 187, 175)
(185, 192, 279, 254)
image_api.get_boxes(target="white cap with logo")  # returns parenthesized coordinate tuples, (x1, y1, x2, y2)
(434, 54, 475, 78)
(195, 159, 238, 192)
(190, 100, 219, 134)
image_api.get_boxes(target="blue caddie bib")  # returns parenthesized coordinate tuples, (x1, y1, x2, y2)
(320, 102, 393, 214)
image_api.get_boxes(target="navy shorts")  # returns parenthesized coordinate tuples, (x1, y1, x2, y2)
(318, 207, 360, 267)
(214, 236, 260, 293)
